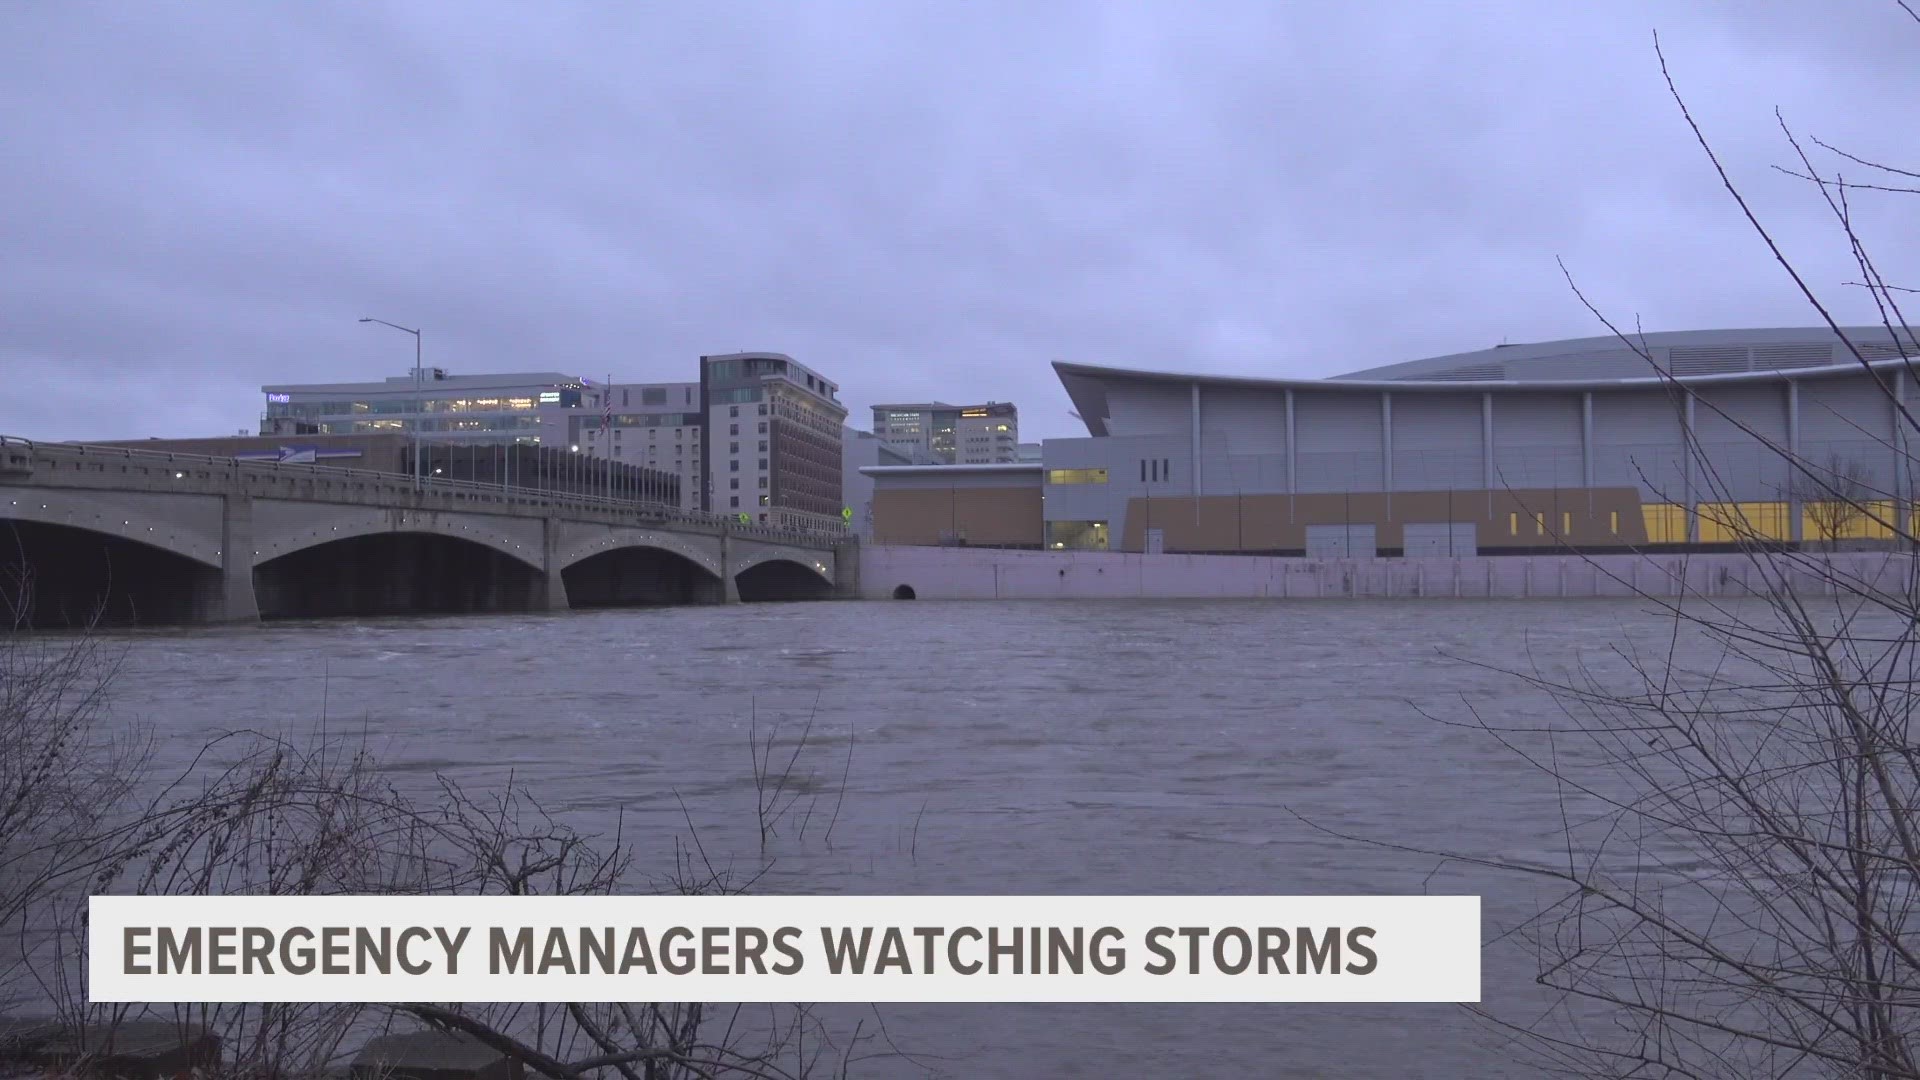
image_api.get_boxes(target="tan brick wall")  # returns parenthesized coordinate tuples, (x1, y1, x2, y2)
(872, 485, 1044, 546)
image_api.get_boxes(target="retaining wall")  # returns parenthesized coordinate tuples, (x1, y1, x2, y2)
(859, 544, 1918, 601)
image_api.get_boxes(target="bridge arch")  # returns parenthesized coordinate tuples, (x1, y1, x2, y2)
(733, 555, 836, 602)
(0, 518, 224, 627)
(253, 530, 549, 619)
(0, 489, 221, 568)
(556, 529, 722, 578)
(249, 509, 544, 572)
(563, 545, 727, 608)
(727, 546, 835, 584)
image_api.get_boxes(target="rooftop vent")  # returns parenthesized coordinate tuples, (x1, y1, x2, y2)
(1751, 343, 1834, 369)
(1856, 341, 1918, 361)
(1412, 363, 1506, 381)
(1667, 346, 1750, 376)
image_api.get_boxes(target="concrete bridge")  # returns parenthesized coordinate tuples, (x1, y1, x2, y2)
(0, 437, 857, 626)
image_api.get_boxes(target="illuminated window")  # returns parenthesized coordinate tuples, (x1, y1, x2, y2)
(1047, 469, 1108, 485)
(1609, 511, 1619, 534)
(1534, 513, 1545, 536)
(1047, 520, 1109, 551)
(1561, 512, 1572, 535)
(1642, 504, 1687, 543)
(1509, 513, 1518, 535)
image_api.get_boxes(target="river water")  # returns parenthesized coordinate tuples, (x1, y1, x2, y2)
(88, 598, 1735, 1077)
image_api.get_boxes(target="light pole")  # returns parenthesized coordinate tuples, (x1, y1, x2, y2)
(359, 317, 424, 489)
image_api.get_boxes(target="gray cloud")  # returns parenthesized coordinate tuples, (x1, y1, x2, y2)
(3, 0, 1915, 442)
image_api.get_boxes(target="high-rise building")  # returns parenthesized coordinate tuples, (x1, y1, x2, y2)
(871, 401, 1019, 464)
(700, 353, 847, 529)
(576, 381, 704, 511)
(261, 368, 590, 445)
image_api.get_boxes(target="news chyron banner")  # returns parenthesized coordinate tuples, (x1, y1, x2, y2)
(91, 895, 1478, 1003)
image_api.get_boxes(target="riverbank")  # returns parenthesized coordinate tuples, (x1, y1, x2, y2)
(859, 544, 1914, 600)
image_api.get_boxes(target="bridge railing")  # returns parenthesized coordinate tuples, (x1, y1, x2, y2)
(8, 437, 850, 548)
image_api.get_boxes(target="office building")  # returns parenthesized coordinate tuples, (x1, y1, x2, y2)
(261, 368, 590, 446)
(700, 353, 847, 529)
(867, 326, 1920, 554)
(872, 401, 1019, 464)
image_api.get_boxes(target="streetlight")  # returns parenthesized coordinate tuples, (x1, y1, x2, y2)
(359, 317, 424, 488)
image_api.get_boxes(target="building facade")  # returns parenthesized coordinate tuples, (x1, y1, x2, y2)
(866, 463, 1044, 547)
(842, 428, 916, 538)
(576, 381, 704, 510)
(872, 402, 1020, 464)
(262, 368, 591, 445)
(868, 326, 1920, 556)
(700, 353, 847, 529)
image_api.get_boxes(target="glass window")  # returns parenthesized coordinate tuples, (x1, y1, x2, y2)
(1046, 521, 1108, 551)
(730, 478, 740, 490)
(1047, 468, 1108, 485)
(757, 458, 768, 469)
(730, 496, 739, 508)
(757, 421, 767, 433)
(758, 440, 767, 452)
(729, 442, 739, 453)
(729, 423, 738, 436)
(729, 460, 739, 472)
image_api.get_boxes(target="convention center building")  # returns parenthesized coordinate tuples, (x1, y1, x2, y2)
(864, 327, 1917, 556)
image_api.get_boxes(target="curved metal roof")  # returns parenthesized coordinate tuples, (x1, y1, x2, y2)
(1055, 326, 1915, 437)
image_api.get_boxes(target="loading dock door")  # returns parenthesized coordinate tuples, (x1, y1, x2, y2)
(1305, 524, 1377, 558)
(1403, 522, 1477, 557)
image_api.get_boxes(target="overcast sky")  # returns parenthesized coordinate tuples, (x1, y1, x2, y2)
(3, 1, 1915, 443)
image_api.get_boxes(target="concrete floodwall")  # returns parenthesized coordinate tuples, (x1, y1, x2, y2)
(860, 544, 1919, 601)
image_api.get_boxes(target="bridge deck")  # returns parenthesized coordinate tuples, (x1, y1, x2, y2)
(1, 436, 857, 624)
